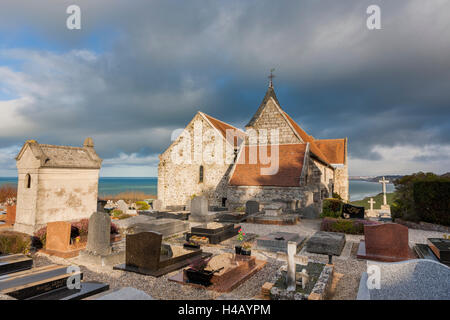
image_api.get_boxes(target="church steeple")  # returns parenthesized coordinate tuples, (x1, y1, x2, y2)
(245, 71, 281, 128)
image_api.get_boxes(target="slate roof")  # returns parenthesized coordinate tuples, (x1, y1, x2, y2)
(229, 144, 307, 187)
(16, 139, 102, 169)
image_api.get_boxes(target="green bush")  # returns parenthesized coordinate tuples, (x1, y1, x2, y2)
(413, 181, 450, 226)
(0, 232, 31, 254)
(321, 198, 343, 218)
(235, 206, 245, 212)
(136, 201, 150, 210)
(392, 172, 450, 225)
(320, 218, 380, 235)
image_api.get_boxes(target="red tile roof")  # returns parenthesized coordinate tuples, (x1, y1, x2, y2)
(202, 113, 246, 148)
(315, 139, 346, 164)
(282, 111, 331, 165)
(229, 144, 307, 187)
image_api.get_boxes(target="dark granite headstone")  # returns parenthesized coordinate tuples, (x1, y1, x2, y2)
(114, 231, 211, 277)
(125, 232, 162, 271)
(27, 282, 109, 300)
(245, 201, 260, 215)
(256, 232, 305, 253)
(341, 203, 365, 219)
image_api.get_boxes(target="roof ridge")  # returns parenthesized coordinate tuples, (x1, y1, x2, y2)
(39, 144, 86, 150)
(201, 112, 246, 134)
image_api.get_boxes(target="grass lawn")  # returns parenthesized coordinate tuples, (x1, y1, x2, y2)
(350, 192, 395, 210)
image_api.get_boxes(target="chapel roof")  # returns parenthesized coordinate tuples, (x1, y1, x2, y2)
(314, 139, 346, 165)
(16, 138, 102, 169)
(229, 143, 307, 187)
(200, 112, 247, 148)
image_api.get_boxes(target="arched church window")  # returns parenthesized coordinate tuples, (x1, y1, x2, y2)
(199, 165, 204, 183)
(25, 174, 31, 189)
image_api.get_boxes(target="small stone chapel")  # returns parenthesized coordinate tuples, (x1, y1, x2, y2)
(14, 138, 102, 234)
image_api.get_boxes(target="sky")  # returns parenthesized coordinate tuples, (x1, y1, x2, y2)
(0, 0, 449, 177)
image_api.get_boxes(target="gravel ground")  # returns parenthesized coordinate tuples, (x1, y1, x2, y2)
(30, 219, 445, 300)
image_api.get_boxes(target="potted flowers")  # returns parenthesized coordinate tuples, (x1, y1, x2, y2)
(241, 242, 252, 256)
(235, 228, 245, 254)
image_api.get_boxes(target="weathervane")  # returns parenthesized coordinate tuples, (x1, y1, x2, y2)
(268, 68, 275, 88)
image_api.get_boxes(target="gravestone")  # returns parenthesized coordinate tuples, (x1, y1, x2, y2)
(306, 231, 346, 256)
(357, 223, 414, 262)
(152, 200, 162, 211)
(341, 203, 365, 219)
(45, 221, 71, 252)
(5, 205, 16, 225)
(86, 211, 111, 256)
(191, 196, 208, 216)
(187, 223, 240, 244)
(116, 200, 128, 213)
(114, 231, 211, 277)
(245, 201, 259, 215)
(357, 259, 450, 300)
(256, 232, 305, 253)
(97, 200, 107, 213)
(190, 196, 218, 222)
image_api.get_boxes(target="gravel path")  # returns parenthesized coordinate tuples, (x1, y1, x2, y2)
(30, 219, 445, 300)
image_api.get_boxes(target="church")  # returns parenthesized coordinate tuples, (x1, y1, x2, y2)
(158, 79, 348, 214)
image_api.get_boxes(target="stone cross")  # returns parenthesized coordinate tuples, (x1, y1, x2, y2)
(286, 241, 296, 291)
(378, 176, 389, 205)
(368, 198, 376, 211)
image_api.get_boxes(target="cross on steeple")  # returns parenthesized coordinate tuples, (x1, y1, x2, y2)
(268, 68, 275, 88)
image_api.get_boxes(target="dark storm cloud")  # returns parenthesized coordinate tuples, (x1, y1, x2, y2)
(0, 0, 449, 175)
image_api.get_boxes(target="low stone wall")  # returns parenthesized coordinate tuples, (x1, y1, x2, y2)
(395, 218, 450, 233)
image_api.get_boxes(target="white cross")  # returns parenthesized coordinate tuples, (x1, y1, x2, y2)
(378, 176, 389, 205)
(368, 198, 376, 211)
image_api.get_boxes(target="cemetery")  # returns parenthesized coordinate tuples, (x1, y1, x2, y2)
(0, 170, 449, 300)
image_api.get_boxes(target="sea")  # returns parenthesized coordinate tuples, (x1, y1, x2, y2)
(0, 177, 394, 201)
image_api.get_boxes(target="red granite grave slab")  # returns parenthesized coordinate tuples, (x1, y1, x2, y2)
(357, 223, 416, 262)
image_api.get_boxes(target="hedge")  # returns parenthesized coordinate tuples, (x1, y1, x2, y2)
(320, 217, 381, 235)
(321, 198, 343, 218)
(413, 181, 450, 226)
(0, 231, 31, 254)
(392, 172, 450, 226)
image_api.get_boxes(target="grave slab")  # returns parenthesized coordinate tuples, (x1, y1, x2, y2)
(85, 287, 154, 300)
(113, 231, 212, 277)
(26, 281, 109, 300)
(306, 231, 346, 256)
(0, 264, 82, 299)
(0, 254, 33, 276)
(357, 259, 450, 300)
(187, 223, 240, 244)
(169, 253, 266, 292)
(256, 232, 306, 253)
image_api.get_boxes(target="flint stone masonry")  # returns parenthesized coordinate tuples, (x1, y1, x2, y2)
(357, 259, 450, 300)
(306, 231, 346, 256)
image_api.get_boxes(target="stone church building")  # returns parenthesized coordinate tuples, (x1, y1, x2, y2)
(14, 138, 102, 234)
(158, 83, 348, 212)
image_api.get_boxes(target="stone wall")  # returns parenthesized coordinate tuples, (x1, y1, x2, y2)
(245, 99, 301, 145)
(158, 113, 235, 208)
